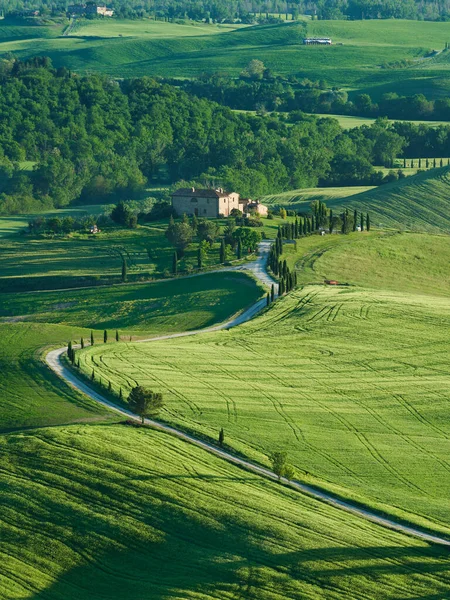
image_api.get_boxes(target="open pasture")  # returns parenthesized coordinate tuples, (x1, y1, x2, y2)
(0, 18, 450, 94)
(279, 231, 450, 296)
(0, 271, 263, 333)
(262, 186, 374, 209)
(81, 283, 450, 534)
(326, 166, 450, 232)
(3, 424, 450, 599)
(313, 113, 450, 129)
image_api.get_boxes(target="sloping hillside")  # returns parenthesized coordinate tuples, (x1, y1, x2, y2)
(329, 167, 450, 231)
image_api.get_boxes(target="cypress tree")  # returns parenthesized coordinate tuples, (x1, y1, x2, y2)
(71, 349, 75, 365)
(116, 330, 119, 342)
(77, 358, 80, 368)
(329, 210, 333, 233)
(307, 218, 311, 234)
(81, 337, 84, 349)
(353, 210, 357, 231)
(311, 215, 315, 231)
(403, 158, 406, 168)
(104, 330, 107, 344)
(426, 158, 429, 168)
(172, 251, 178, 274)
(267, 293, 270, 306)
(441, 158, 444, 167)
(218, 428, 224, 447)
(278, 260, 283, 276)
(68, 341, 73, 361)
(419, 158, 422, 168)
(360, 212, 364, 231)
(366, 213, 371, 231)
(90, 331, 94, 346)
(119, 387, 123, 400)
(237, 238, 242, 259)
(197, 246, 202, 269)
(121, 258, 127, 283)
(220, 239, 226, 263)
(294, 218, 299, 238)
(433, 158, 437, 168)
(283, 260, 287, 278)
(91, 369, 95, 381)
(271, 284, 275, 302)
(108, 381, 112, 391)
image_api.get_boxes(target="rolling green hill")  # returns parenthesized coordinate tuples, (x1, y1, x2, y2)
(1, 18, 450, 95)
(3, 424, 450, 599)
(328, 166, 450, 232)
(80, 231, 450, 535)
(265, 167, 450, 232)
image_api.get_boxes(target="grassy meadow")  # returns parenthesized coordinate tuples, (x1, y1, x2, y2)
(1, 18, 450, 95)
(3, 424, 450, 599)
(265, 166, 450, 233)
(0, 271, 264, 333)
(79, 231, 450, 536)
(327, 166, 450, 232)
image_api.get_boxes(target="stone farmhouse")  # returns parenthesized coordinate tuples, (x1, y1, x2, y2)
(171, 187, 268, 218)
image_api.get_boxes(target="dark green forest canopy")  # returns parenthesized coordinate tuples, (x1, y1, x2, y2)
(2, 58, 450, 213)
(6, 0, 450, 21)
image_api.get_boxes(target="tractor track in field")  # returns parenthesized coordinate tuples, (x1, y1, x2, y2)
(45, 242, 450, 549)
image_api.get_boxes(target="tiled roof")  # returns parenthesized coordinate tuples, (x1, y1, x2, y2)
(172, 188, 229, 198)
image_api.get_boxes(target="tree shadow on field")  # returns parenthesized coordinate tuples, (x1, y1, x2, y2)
(26, 498, 450, 600)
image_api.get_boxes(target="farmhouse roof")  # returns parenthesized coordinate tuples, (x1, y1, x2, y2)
(172, 187, 230, 198)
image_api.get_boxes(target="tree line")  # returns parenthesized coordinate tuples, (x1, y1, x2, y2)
(177, 71, 450, 124)
(5, 0, 450, 22)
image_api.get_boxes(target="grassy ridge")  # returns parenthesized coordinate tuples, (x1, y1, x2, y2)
(280, 231, 450, 297)
(328, 166, 450, 232)
(265, 167, 450, 232)
(1, 18, 450, 93)
(2, 424, 450, 599)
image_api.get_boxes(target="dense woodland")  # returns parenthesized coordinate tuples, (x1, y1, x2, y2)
(1, 58, 450, 213)
(4, 0, 450, 21)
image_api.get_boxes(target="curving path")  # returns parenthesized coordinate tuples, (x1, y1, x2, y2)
(45, 242, 450, 548)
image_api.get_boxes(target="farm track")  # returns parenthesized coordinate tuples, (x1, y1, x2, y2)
(45, 242, 450, 549)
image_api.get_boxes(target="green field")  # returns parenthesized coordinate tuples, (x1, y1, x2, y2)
(4, 424, 450, 599)
(0, 271, 264, 333)
(313, 113, 450, 129)
(2, 18, 450, 95)
(262, 186, 375, 208)
(264, 166, 450, 232)
(327, 166, 450, 232)
(79, 231, 450, 536)
(281, 231, 450, 296)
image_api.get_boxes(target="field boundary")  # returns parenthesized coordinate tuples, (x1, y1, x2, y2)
(44, 243, 450, 549)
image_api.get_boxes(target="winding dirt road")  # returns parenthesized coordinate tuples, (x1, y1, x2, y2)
(45, 242, 450, 548)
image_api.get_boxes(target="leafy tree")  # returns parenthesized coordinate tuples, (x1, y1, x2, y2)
(197, 219, 219, 245)
(128, 385, 164, 424)
(232, 227, 261, 252)
(165, 222, 193, 255)
(279, 208, 287, 220)
(270, 451, 287, 481)
(111, 201, 133, 227)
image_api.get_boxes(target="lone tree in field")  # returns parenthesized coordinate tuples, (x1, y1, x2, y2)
(128, 385, 164, 424)
(218, 427, 224, 447)
(90, 331, 94, 346)
(104, 330, 107, 344)
(269, 451, 296, 481)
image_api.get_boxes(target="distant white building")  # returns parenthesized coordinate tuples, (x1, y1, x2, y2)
(303, 38, 332, 45)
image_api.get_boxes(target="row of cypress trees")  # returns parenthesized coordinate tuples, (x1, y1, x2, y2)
(403, 158, 449, 169)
